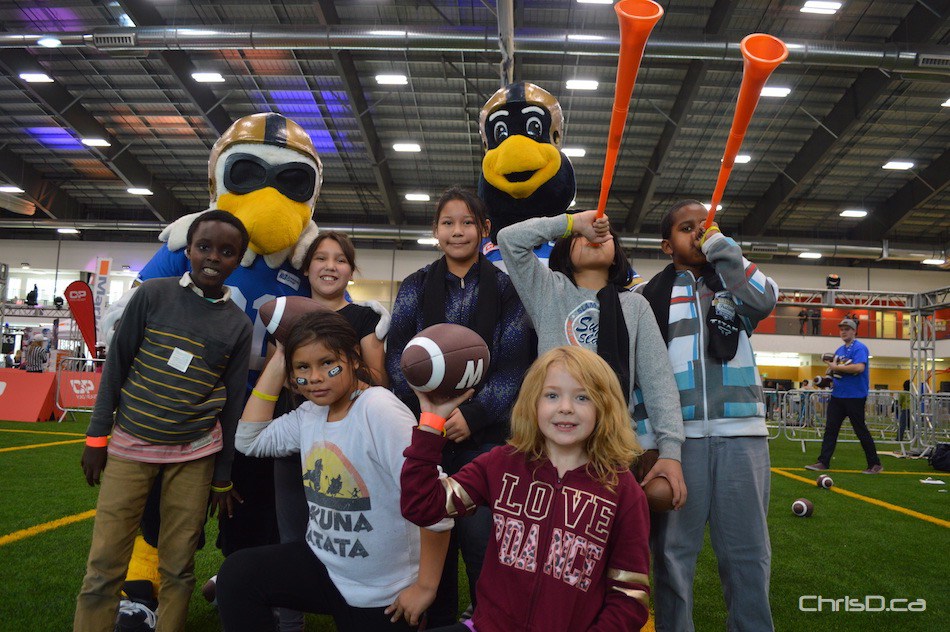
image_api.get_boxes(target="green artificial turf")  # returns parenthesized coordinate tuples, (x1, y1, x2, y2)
(0, 420, 946, 631)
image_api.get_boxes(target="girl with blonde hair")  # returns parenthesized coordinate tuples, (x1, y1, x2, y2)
(401, 346, 651, 632)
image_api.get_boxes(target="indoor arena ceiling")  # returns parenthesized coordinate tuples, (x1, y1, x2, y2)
(0, 0, 948, 267)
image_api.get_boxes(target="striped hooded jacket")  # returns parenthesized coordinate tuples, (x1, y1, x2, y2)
(635, 231, 778, 438)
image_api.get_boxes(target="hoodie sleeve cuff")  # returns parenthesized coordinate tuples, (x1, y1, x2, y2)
(699, 228, 725, 255)
(656, 439, 682, 462)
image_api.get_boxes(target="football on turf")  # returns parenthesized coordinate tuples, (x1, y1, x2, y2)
(400, 324, 490, 398)
(644, 476, 675, 513)
(817, 474, 834, 489)
(259, 296, 330, 345)
(792, 498, 814, 517)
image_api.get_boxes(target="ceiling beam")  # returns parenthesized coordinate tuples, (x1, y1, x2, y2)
(118, 0, 233, 136)
(624, 60, 705, 232)
(0, 52, 186, 223)
(0, 146, 87, 220)
(851, 147, 950, 241)
(623, 0, 735, 232)
(315, 0, 404, 225)
(740, 0, 950, 236)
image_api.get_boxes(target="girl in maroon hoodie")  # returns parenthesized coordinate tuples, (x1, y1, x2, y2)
(402, 346, 651, 632)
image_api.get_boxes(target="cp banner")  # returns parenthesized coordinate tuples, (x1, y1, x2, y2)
(65, 280, 97, 351)
(0, 369, 56, 422)
(57, 370, 102, 408)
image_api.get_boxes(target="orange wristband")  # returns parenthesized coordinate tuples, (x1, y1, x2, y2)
(85, 436, 108, 448)
(419, 412, 447, 433)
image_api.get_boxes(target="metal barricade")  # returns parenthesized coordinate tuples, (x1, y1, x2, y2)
(779, 389, 914, 453)
(55, 355, 104, 423)
(763, 389, 783, 439)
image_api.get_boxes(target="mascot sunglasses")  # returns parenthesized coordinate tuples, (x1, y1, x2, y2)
(223, 152, 317, 202)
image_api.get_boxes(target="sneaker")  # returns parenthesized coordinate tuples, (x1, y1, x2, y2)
(804, 462, 828, 471)
(862, 464, 883, 474)
(460, 604, 474, 622)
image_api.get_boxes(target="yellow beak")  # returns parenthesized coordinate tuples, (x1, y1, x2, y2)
(217, 188, 312, 255)
(482, 135, 562, 199)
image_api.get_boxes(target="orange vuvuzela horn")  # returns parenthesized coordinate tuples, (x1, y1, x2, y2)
(705, 33, 788, 229)
(595, 0, 664, 219)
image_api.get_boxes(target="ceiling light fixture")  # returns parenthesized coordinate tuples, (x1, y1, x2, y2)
(0, 185, 25, 193)
(760, 87, 791, 98)
(393, 143, 421, 153)
(416, 237, 439, 246)
(192, 72, 224, 83)
(566, 79, 599, 90)
(702, 203, 723, 212)
(37, 37, 61, 48)
(370, 30, 406, 37)
(577, 0, 613, 4)
(57, 228, 80, 234)
(798, 252, 823, 259)
(562, 148, 586, 157)
(839, 209, 868, 218)
(405, 193, 430, 202)
(922, 258, 946, 266)
(567, 34, 606, 41)
(127, 187, 153, 196)
(376, 74, 408, 85)
(19, 72, 53, 83)
(883, 160, 914, 170)
(942, 98, 950, 107)
(81, 138, 111, 147)
(734, 154, 752, 164)
(21, 263, 30, 269)
(800, 1, 842, 15)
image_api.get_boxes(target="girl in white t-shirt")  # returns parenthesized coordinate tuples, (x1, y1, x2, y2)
(216, 310, 451, 632)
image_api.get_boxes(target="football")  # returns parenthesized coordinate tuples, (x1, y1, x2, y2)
(817, 474, 834, 489)
(644, 476, 675, 513)
(259, 296, 330, 345)
(791, 498, 814, 517)
(829, 356, 852, 379)
(400, 324, 490, 398)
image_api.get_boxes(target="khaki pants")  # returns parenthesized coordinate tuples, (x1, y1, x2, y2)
(74, 454, 214, 632)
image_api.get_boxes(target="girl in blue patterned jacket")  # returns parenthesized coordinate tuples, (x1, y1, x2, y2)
(386, 186, 533, 623)
(637, 200, 779, 632)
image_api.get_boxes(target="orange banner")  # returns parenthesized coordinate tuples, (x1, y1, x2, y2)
(0, 369, 56, 422)
(65, 280, 97, 351)
(57, 370, 102, 409)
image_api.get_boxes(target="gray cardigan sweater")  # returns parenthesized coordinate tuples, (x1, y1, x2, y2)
(497, 215, 684, 461)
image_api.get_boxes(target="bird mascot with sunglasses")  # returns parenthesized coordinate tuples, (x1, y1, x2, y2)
(100, 113, 346, 629)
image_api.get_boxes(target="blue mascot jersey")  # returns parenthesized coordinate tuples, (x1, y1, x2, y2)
(138, 244, 310, 389)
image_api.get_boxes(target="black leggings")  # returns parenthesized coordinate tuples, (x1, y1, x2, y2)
(216, 541, 412, 632)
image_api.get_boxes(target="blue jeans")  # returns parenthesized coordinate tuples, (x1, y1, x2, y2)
(651, 437, 773, 632)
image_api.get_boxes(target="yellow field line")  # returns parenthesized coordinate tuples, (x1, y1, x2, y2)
(0, 439, 84, 453)
(0, 428, 85, 437)
(773, 467, 950, 476)
(770, 468, 950, 529)
(0, 510, 96, 547)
